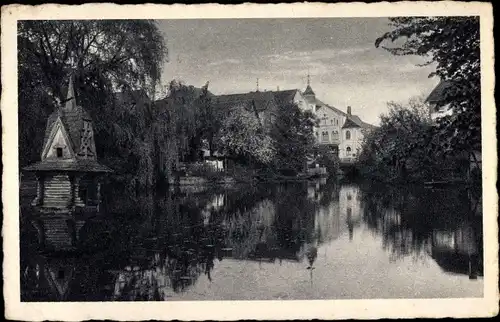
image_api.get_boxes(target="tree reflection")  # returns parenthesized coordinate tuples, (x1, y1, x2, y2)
(21, 180, 482, 301)
(360, 183, 483, 277)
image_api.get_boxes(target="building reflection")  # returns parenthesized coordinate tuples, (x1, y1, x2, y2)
(339, 184, 362, 241)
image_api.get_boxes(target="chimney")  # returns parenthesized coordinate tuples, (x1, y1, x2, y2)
(347, 106, 352, 116)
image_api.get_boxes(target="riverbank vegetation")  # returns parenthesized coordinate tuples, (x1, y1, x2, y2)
(358, 98, 470, 183)
(365, 16, 481, 184)
(19, 20, 322, 194)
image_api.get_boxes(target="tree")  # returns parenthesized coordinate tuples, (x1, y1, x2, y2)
(271, 103, 317, 172)
(359, 97, 450, 181)
(375, 17, 481, 152)
(216, 106, 275, 165)
(18, 20, 167, 189)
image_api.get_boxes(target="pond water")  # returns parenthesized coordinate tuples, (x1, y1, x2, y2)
(20, 180, 483, 301)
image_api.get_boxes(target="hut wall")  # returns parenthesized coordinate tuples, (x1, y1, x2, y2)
(79, 176, 97, 204)
(43, 174, 72, 208)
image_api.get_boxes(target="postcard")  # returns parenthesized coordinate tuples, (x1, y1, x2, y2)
(2, 2, 497, 320)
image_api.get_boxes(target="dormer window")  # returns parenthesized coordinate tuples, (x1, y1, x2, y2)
(56, 148, 63, 158)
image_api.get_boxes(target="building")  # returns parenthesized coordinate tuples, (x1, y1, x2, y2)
(210, 78, 375, 162)
(23, 76, 112, 213)
(301, 80, 347, 154)
(211, 90, 280, 131)
(301, 79, 375, 161)
(338, 106, 376, 161)
(425, 80, 454, 120)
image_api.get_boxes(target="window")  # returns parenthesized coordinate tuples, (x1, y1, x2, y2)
(332, 131, 339, 140)
(330, 120, 333, 124)
(346, 146, 352, 155)
(346, 130, 351, 140)
(322, 131, 329, 142)
(315, 132, 318, 137)
(56, 147, 63, 158)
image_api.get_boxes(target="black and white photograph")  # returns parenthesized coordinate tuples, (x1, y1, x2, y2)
(2, 2, 497, 321)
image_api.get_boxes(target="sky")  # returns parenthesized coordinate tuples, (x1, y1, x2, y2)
(157, 18, 439, 125)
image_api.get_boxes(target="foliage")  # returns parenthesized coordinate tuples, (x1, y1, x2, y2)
(313, 145, 340, 177)
(375, 17, 481, 152)
(18, 20, 167, 190)
(216, 106, 275, 165)
(359, 98, 469, 182)
(271, 103, 317, 172)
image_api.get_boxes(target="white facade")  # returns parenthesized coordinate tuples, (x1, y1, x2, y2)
(280, 84, 374, 161)
(339, 126, 365, 160)
(314, 105, 346, 146)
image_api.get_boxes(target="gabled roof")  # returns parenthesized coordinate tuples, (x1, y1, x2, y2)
(426, 81, 454, 104)
(315, 99, 347, 116)
(272, 89, 300, 105)
(212, 91, 277, 113)
(341, 114, 375, 129)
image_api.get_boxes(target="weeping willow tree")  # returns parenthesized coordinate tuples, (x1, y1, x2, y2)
(18, 20, 167, 191)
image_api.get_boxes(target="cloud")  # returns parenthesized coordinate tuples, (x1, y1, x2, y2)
(267, 47, 372, 65)
(208, 58, 242, 66)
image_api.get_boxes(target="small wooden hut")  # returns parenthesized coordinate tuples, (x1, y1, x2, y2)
(23, 76, 112, 213)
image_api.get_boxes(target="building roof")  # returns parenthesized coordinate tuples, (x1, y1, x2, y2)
(315, 99, 347, 116)
(272, 89, 300, 105)
(341, 114, 376, 130)
(426, 80, 454, 104)
(211, 91, 277, 113)
(303, 84, 315, 96)
(23, 159, 113, 172)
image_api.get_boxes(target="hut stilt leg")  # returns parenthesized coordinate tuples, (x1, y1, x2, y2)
(73, 175, 85, 207)
(31, 175, 43, 206)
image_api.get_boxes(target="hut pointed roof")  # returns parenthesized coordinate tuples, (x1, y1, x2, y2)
(23, 75, 112, 173)
(41, 76, 92, 155)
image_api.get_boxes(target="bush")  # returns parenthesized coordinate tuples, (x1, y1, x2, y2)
(313, 146, 340, 177)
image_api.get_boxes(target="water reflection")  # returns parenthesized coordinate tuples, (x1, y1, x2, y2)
(20, 180, 483, 301)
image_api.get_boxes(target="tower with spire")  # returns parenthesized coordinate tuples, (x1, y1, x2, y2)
(303, 72, 316, 103)
(24, 74, 112, 213)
